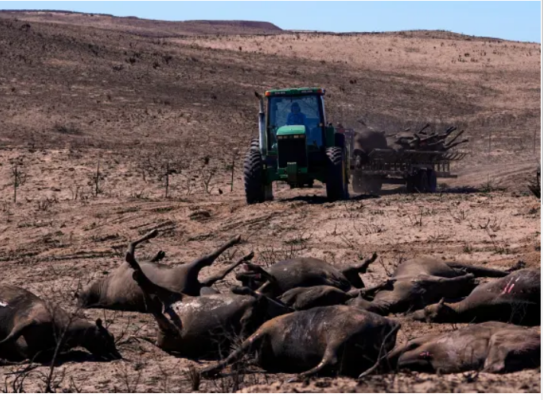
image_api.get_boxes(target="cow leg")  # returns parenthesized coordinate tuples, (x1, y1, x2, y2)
(350, 278, 395, 299)
(340, 253, 378, 289)
(417, 274, 476, 299)
(342, 253, 378, 274)
(386, 334, 439, 370)
(200, 328, 267, 378)
(150, 250, 166, 262)
(200, 252, 254, 287)
(127, 229, 159, 255)
(189, 236, 241, 270)
(445, 262, 510, 278)
(0, 319, 35, 346)
(146, 297, 182, 337)
(238, 307, 255, 339)
(298, 343, 340, 378)
(183, 236, 242, 289)
(126, 245, 182, 308)
(241, 264, 280, 293)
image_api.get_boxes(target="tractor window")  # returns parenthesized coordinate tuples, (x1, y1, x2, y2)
(267, 95, 324, 149)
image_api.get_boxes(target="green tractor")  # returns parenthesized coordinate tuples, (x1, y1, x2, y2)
(244, 87, 350, 204)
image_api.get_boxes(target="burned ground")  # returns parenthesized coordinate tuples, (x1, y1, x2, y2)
(0, 11, 540, 393)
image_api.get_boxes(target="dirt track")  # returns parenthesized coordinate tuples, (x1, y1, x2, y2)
(0, 11, 540, 393)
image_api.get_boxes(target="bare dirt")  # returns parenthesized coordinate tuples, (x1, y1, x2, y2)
(0, 11, 540, 393)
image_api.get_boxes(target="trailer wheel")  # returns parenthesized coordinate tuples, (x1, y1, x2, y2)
(367, 179, 382, 195)
(244, 146, 271, 204)
(406, 175, 416, 193)
(427, 169, 437, 193)
(414, 169, 429, 193)
(326, 147, 349, 201)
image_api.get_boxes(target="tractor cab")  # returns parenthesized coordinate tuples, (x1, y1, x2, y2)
(244, 87, 349, 204)
(265, 88, 327, 151)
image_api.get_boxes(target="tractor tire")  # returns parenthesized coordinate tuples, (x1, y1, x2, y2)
(353, 173, 382, 195)
(249, 137, 259, 151)
(427, 169, 437, 193)
(244, 147, 271, 204)
(414, 169, 429, 193)
(325, 147, 349, 201)
(406, 176, 416, 193)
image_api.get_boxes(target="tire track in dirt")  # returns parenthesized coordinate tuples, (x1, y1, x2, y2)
(455, 160, 538, 188)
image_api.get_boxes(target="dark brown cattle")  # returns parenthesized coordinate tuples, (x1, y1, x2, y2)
(0, 285, 120, 362)
(352, 126, 388, 163)
(124, 234, 291, 359)
(200, 305, 400, 379)
(351, 125, 388, 193)
(277, 285, 352, 310)
(235, 254, 378, 296)
(411, 268, 540, 326)
(388, 322, 540, 374)
(349, 257, 516, 315)
(78, 230, 250, 312)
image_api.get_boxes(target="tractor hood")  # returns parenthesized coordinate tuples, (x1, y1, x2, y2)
(277, 125, 306, 136)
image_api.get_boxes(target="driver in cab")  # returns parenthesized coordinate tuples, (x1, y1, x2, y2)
(286, 102, 320, 146)
(286, 102, 307, 126)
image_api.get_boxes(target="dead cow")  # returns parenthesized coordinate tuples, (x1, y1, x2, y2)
(200, 305, 400, 378)
(278, 280, 395, 311)
(349, 257, 517, 315)
(0, 285, 121, 362)
(411, 268, 540, 326)
(78, 230, 250, 312)
(124, 233, 291, 359)
(277, 285, 352, 310)
(388, 322, 540, 374)
(236, 254, 378, 296)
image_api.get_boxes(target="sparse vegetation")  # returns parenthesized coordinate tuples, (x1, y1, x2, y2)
(0, 10, 539, 394)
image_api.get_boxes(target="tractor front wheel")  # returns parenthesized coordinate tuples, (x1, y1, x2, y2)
(244, 147, 272, 204)
(325, 147, 349, 201)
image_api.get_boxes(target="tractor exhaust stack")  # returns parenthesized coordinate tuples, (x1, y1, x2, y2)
(255, 91, 266, 154)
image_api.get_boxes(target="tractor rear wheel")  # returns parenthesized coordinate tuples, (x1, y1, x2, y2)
(406, 176, 415, 193)
(249, 137, 259, 152)
(325, 147, 349, 201)
(244, 147, 271, 204)
(427, 169, 437, 193)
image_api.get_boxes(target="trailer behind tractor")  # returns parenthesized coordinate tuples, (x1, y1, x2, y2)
(243, 87, 466, 203)
(341, 127, 467, 194)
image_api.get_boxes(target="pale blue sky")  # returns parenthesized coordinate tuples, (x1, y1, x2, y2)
(1, 1, 541, 43)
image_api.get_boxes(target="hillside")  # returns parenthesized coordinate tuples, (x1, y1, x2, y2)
(0, 11, 540, 394)
(0, 10, 282, 36)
